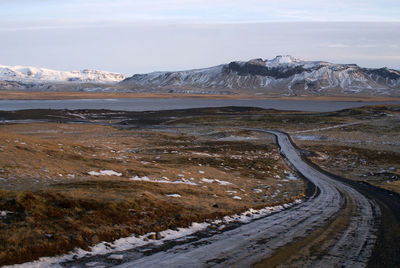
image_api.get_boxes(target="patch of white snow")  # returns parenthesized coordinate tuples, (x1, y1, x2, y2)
(88, 170, 122, 176)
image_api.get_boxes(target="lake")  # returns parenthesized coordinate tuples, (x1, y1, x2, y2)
(0, 98, 399, 112)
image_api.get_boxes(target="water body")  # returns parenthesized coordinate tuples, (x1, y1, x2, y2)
(0, 98, 399, 112)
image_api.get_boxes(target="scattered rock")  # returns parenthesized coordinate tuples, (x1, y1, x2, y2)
(156, 232, 163, 240)
(104, 243, 116, 249)
(147, 233, 156, 240)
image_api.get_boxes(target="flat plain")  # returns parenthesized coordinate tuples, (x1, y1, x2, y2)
(0, 104, 399, 266)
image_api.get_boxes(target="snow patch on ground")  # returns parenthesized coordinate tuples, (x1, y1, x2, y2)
(214, 179, 233, 186)
(1, 211, 12, 218)
(287, 173, 299, 181)
(192, 152, 214, 157)
(88, 170, 122, 176)
(130, 176, 197, 186)
(200, 178, 214, 183)
(226, 190, 237, 194)
(165, 194, 181, 198)
(200, 178, 233, 186)
(7, 199, 303, 268)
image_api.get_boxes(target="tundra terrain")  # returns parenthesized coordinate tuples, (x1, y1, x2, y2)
(0, 105, 399, 267)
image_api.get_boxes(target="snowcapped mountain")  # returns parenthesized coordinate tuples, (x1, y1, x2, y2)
(0, 64, 125, 84)
(120, 55, 400, 96)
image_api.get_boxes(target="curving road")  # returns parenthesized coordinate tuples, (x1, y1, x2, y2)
(67, 129, 381, 268)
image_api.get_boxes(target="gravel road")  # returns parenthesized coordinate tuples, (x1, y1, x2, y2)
(63, 129, 381, 268)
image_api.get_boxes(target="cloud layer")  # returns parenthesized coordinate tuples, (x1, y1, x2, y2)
(0, 2, 399, 74)
(1, 0, 400, 23)
(0, 22, 398, 74)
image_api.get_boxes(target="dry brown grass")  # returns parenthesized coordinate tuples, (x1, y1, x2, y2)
(283, 106, 400, 194)
(298, 143, 400, 194)
(0, 178, 304, 266)
(0, 122, 304, 265)
(1, 103, 399, 265)
(0, 179, 251, 265)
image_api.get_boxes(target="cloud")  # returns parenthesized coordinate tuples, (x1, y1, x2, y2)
(0, 21, 398, 74)
(0, 0, 399, 23)
(324, 44, 350, 48)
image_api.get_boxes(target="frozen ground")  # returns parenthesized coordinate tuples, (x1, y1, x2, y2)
(5, 201, 302, 268)
(40, 129, 378, 268)
(2, 106, 399, 267)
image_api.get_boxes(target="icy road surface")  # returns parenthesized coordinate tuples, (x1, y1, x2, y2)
(67, 129, 380, 268)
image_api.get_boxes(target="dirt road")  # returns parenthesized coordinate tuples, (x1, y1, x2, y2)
(64, 129, 381, 268)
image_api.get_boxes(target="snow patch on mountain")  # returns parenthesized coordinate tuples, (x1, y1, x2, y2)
(265, 55, 305, 67)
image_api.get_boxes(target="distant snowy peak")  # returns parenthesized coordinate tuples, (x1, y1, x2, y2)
(0, 64, 125, 83)
(121, 55, 400, 96)
(233, 56, 308, 68)
(266, 55, 305, 66)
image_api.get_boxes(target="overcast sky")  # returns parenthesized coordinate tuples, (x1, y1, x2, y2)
(0, 0, 399, 75)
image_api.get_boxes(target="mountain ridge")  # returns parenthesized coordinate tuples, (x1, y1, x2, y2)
(1, 56, 399, 96)
(120, 55, 400, 96)
(0, 64, 125, 84)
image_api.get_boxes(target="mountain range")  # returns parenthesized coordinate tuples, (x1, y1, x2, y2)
(0, 64, 125, 91)
(1, 56, 399, 96)
(0, 64, 125, 83)
(120, 55, 400, 96)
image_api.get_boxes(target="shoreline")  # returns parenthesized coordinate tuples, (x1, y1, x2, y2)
(1, 90, 400, 102)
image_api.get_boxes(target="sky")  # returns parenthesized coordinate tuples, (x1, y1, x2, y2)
(0, 0, 399, 75)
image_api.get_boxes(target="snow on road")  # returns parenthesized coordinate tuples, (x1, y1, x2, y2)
(109, 129, 378, 267)
(11, 129, 378, 268)
(5, 201, 302, 268)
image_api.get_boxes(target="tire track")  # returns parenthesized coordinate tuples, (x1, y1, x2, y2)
(67, 129, 380, 268)
(254, 129, 379, 267)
